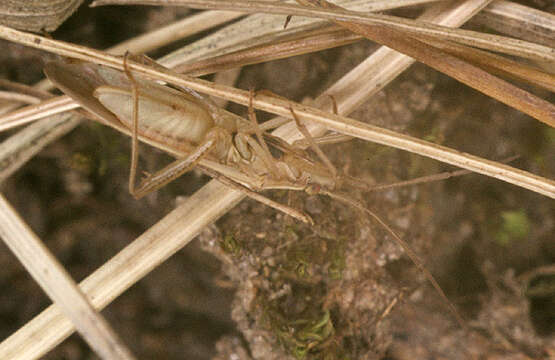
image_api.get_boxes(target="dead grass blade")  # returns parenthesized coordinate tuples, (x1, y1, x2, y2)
(0, 181, 244, 359)
(159, 0, 440, 68)
(174, 25, 360, 76)
(297, 0, 555, 126)
(0, 79, 51, 101)
(0, 195, 137, 360)
(474, 0, 555, 48)
(415, 36, 555, 92)
(175, 23, 554, 92)
(0, 96, 78, 131)
(90, 0, 555, 126)
(109, 10, 244, 55)
(0, 91, 40, 105)
(91, 0, 555, 63)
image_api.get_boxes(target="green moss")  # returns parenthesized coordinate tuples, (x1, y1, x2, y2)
(284, 245, 313, 280)
(328, 240, 346, 280)
(220, 233, 242, 257)
(252, 225, 352, 358)
(70, 152, 95, 175)
(495, 209, 530, 246)
(546, 127, 555, 144)
(268, 308, 335, 360)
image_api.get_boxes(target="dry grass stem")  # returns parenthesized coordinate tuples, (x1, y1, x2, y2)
(174, 25, 361, 76)
(211, 67, 242, 107)
(0, 96, 79, 131)
(0, 181, 245, 359)
(166, 25, 555, 94)
(0, 91, 40, 105)
(156, 0, 433, 67)
(414, 36, 555, 92)
(109, 10, 245, 56)
(474, 0, 555, 48)
(90, 0, 555, 126)
(297, 0, 555, 126)
(91, 0, 555, 63)
(0, 195, 137, 360)
(0, 79, 52, 100)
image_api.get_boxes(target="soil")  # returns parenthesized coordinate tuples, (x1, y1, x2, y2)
(0, 2, 553, 360)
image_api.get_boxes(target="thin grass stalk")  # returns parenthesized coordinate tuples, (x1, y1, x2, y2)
(0, 91, 40, 104)
(158, 0, 441, 67)
(0, 96, 78, 131)
(297, 0, 555, 126)
(174, 25, 361, 76)
(414, 35, 555, 92)
(473, 0, 555, 48)
(90, 0, 555, 63)
(109, 10, 244, 55)
(89, 0, 555, 126)
(0, 79, 52, 102)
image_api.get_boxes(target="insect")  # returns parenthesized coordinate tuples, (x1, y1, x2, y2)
(44, 58, 334, 222)
(43, 57, 465, 330)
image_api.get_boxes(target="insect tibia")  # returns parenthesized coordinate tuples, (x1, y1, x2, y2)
(281, 153, 337, 191)
(131, 134, 220, 199)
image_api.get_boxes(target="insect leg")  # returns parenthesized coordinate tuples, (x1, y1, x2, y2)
(317, 188, 467, 330)
(199, 164, 313, 225)
(121, 52, 221, 200)
(131, 133, 221, 199)
(292, 133, 353, 149)
(244, 89, 282, 177)
(122, 52, 142, 196)
(289, 106, 337, 179)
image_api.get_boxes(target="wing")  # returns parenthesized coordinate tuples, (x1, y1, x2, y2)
(44, 60, 126, 130)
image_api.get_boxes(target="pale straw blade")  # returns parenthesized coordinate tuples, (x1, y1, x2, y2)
(0, 195, 136, 360)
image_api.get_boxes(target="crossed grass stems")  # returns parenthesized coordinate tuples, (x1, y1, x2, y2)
(0, 0, 552, 358)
